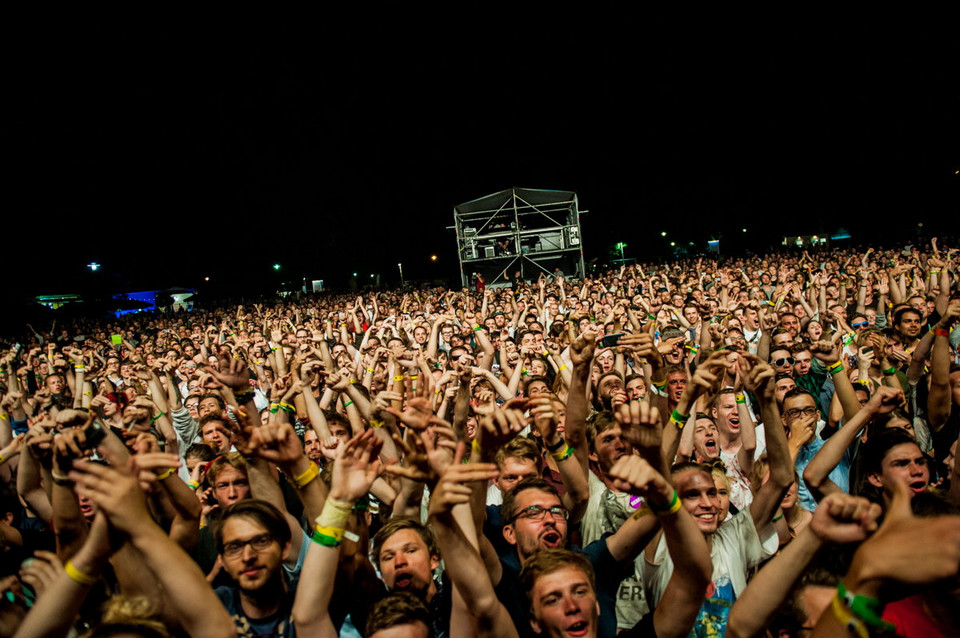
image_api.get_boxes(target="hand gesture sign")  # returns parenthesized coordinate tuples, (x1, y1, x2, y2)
(330, 430, 383, 503)
(427, 443, 498, 518)
(739, 353, 776, 402)
(204, 349, 250, 393)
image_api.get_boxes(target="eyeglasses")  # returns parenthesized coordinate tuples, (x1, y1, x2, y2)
(511, 505, 568, 523)
(784, 406, 819, 419)
(851, 321, 868, 329)
(773, 357, 796, 367)
(222, 534, 275, 558)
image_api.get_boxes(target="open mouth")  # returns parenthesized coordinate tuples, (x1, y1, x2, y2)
(393, 573, 414, 589)
(909, 481, 927, 494)
(566, 620, 589, 636)
(728, 417, 740, 430)
(540, 531, 563, 548)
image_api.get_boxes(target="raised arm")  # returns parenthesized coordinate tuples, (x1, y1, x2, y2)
(727, 493, 881, 638)
(429, 448, 518, 638)
(928, 301, 960, 431)
(293, 430, 382, 638)
(69, 460, 236, 638)
(803, 387, 902, 503)
(607, 455, 712, 638)
(741, 354, 792, 529)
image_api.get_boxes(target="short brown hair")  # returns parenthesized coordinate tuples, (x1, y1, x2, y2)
(365, 591, 431, 636)
(495, 437, 540, 470)
(518, 548, 595, 609)
(205, 452, 247, 485)
(213, 499, 291, 555)
(501, 477, 558, 523)
(585, 411, 618, 453)
(370, 518, 439, 568)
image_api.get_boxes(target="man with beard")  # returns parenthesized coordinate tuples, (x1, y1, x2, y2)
(214, 500, 297, 636)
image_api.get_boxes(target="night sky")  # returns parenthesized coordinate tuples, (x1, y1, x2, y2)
(2, 21, 957, 300)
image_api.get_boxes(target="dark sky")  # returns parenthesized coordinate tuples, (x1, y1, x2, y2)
(2, 21, 958, 298)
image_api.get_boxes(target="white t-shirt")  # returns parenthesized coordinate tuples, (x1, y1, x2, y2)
(639, 509, 776, 636)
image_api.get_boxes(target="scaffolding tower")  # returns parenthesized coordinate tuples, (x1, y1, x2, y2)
(452, 188, 585, 287)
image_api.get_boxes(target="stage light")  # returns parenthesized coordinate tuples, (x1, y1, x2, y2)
(273, 264, 281, 270)
(431, 255, 437, 261)
(87, 262, 100, 271)
(660, 232, 667, 237)
(204, 276, 210, 281)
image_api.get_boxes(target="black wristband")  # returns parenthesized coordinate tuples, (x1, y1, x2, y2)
(544, 438, 566, 453)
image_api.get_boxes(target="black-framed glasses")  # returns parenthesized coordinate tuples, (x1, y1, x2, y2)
(511, 505, 568, 523)
(221, 534, 275, 558)
(784, 406, 819, 419)
(773, 357, 796, 367)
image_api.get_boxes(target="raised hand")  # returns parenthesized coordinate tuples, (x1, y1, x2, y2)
(386, 396, 434, 431)
(248, 421, 304, 466)
(475, 398, 528, 458)
(529, 396, 562, 445)
(844, 479, 960, 595)
(69, 459, 152, 537)
(568, 326, 598, 368)
(739, 353, 776, 402)
(428, 443, 498, 518)
(204, 349, 250, 393)
(865, 386, 904, 416)
(613, 400, 662, 453)
(606, 455, 674, 508)
(808, 492, 881, 545)
(330, 430, 383, 503)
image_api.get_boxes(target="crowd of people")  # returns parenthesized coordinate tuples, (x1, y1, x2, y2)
(0, 237, 958, 637)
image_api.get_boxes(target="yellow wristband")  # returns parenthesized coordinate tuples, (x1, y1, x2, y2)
(315, 524, 345, 542)
(471, 438, 482, 455)
(393, 375, 404, 381)
(155, 468, 175, 481)
(65, 560, 97, 586)
(292, 463, 320, 489)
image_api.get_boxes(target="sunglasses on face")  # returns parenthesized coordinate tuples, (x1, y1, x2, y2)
(773, 357, 796, 367)
(851, 321, 868, 329)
